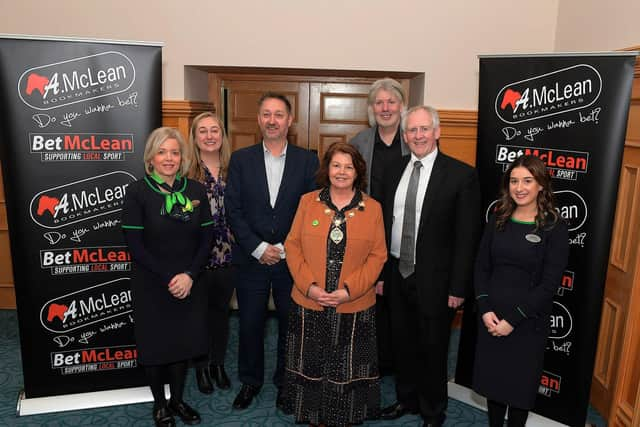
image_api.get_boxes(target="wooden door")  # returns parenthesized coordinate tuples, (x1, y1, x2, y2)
(218, 74, 398, 156)
(309, 82, 373, 157)
(223, 80, 309, 151)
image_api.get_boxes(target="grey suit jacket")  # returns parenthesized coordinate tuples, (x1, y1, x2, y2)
(348, 126, 410, 194)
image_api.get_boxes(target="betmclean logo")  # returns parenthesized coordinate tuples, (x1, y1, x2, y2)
(18, 51, 135, 111)
(40, 278, 132, 333)
(40, 246, 131, 275)
(29, 171, 134, 229)
(51, 345, 138, 375)
(538, 371, 562, 396)
(495, 144, 589, 181)
(30, 133, 134, 162)
(495, 64, 602, 124)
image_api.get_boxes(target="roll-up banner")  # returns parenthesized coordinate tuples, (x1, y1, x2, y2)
(454, 53, 636, 426)
(0, 35, 162, 413)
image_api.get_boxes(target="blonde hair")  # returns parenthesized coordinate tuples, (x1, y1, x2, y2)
(187, 112, 231, 181)
(367, 78, 406, 127)
(143, 127, 190, 177)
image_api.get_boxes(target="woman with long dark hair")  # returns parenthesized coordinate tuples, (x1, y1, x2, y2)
(473, 155, 569, 427)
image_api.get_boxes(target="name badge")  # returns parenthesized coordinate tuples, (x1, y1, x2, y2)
(525, 233, 542, 243)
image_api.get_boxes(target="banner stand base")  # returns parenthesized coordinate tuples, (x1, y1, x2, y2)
(448, 381, 570, 427)
(16, 385, 169, 416)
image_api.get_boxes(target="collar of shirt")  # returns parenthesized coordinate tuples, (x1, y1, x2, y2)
(262, 141, 288, 158)
(410, 146, 438, 170)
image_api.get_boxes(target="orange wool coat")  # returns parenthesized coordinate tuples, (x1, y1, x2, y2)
(284, 190, 387, 313)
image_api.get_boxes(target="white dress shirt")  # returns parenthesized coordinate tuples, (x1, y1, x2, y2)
(251, 142, 288, 260)
(390, 148, 438, 260)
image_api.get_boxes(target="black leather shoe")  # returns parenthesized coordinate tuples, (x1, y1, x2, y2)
(210, 364, 231, 389)
(196, 368, 214, 394)
(168, 400, 201, 425)
(153, 405, 176, 427)
(380, 401, 418, 420)
(232, 384, 260, 410)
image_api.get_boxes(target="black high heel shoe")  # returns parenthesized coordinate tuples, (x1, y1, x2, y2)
(153, 404, 176, 427)
(195, 367, 214, 394)
(210, 364, 231, 389)
(168, 399, 201, 425)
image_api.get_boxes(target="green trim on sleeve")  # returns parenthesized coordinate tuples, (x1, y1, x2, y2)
(476, 294, 489, 300)
(122, 225, 144, 230)
(516, 306, 528, 318)
(200, 220, 214, 227)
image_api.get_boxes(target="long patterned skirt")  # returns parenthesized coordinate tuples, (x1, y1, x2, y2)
(281, 303, 380, 427)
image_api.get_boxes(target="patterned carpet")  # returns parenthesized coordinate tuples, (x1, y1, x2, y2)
(0, 309, 604, 426)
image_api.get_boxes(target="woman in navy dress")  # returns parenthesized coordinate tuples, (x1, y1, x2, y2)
(122, 127, 214, 427)
(473, 155, 569, 427)
(187, 112, 235, 394)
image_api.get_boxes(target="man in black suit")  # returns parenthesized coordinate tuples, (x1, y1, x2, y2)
(379, 105, 481, 427)
(225, 93, 319, 410)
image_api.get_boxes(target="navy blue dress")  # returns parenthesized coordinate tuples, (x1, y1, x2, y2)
(122, 177, 213, 365)
(473, 216, 568, 409)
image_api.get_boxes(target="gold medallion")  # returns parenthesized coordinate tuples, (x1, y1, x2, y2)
(329, 227, 344, 244)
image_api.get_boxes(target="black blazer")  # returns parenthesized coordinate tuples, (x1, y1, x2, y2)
(381, 151, 482, 316)
(225, 143, 319, 265)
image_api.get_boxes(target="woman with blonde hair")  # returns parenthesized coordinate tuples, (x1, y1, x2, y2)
(122, 127, 214, 426)
(187, 112, 235, 394)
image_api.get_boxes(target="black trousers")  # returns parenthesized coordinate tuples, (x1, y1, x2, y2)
(388, 258, 454, 424)
(194, 266, 235, 368)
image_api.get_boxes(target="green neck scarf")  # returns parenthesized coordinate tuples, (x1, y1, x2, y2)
(145, 172, 194, 216)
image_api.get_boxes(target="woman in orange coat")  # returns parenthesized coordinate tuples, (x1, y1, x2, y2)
(281, 142, 387, 427)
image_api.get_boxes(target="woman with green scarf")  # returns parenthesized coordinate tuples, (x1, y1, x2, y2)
(122, 127, 214, 427)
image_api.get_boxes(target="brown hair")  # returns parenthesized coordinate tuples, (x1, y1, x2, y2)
(258, 92, 292, 114)
(316, 142, 367, 192)
(186, 112, 231, 181)
(494, 155, 559, 231)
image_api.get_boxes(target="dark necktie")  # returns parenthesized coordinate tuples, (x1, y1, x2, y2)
(398, 160, 422, 278)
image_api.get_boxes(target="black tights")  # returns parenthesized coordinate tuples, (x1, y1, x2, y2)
(145, 361, 188, 408)
(487, 399, 529, 427)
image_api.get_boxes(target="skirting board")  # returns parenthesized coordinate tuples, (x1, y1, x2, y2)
(16, 385, 170, 416)
(448, 381, 569, 427)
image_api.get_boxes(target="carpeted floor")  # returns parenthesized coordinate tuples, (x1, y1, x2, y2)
(0, 309, 604, 426)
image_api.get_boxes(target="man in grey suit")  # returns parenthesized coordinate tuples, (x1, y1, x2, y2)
(349, 78, 410, 376)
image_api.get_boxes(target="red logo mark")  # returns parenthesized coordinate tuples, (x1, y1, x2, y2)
(47, 303, 69, 322)
(500, 88, 522, 111)
(25, 73, 50, 96)
(37, 195, 60, 217)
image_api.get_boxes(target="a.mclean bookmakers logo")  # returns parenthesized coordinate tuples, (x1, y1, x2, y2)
(40, 278, 132, 333)
(17, 51, 135, 111)
(495, 64, 602, 124)
(29, 171, 134, 229)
